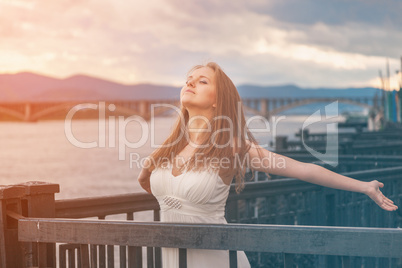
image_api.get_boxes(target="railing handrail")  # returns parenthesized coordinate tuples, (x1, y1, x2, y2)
(53, 166, 402, 218)
(18, 217, 402, 258)
(230, 166, 402, 198)
(283, 154, 402, 161)
(55, 192, 158, 218)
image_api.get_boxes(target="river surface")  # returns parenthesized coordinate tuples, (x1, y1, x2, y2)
(0, 114, 345, 200)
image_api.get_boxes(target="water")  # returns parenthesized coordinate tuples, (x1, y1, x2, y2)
(0, 114, 345, 200)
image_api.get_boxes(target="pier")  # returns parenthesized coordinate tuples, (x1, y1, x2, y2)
(1, 127, 402, 267)
(1, 166, 401, 268)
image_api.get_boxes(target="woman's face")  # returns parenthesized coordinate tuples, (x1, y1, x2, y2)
(180, 66, 217, 112)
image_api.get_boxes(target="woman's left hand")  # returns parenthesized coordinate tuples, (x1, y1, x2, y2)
(364, 180, 398, 211)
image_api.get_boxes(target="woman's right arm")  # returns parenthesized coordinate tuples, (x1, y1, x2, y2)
(137, 157, 152, 194)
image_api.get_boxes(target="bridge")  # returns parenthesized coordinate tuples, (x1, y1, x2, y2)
(0, 100, 179, 122)
(0, 96, 379, 121)
(242, 96, 379, 118)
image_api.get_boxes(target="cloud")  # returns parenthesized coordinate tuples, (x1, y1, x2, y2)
(246, 0, 402, 28)
(0, 0, 400, 89)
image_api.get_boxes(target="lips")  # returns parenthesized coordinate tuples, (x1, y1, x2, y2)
(185, 89, 195, 94)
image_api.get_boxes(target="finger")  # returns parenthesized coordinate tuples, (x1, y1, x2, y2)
(384, 196, 394, 203)
(375, 195, 395, 209)
(380, 192, 395, 204)
(387, 204, 398, 211)
(381, 194, 395, 205)
(384, 197, 395, 205)
(383, 200, 396, 209)
(379, 201, 396, 211)
(383, 201, 398, 211)
(379, 192, 393, 202)
(384, 200, 395, 207)
(382, 206, 394, 211)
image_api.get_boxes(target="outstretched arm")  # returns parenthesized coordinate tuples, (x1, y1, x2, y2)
(246, 142, 398, 211)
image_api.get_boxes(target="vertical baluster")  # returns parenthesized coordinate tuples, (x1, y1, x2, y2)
(68, 248, 75, 268)
(153, 210, 162, 268)
(135, 247, 143, 268)
(341, 256, 350, 268)
(146, 247, 154, 268)
(178, 248, 187, 268)
(80, 244, 90, 268)
(316, 256, 326, 268)
(107, 245, 114, 268)
(98, 216, 106, 268)
(364, 257, 376, 268)
(283, 253, 294, 268)
(99, 246, 106, 267)
(225, 199, 238, 223)
(38, 243, 49, 268)
(229, 251, 237, 268)
(60, 247, 67, 268)
(126, 212, 136, 268)
(90, 245, 98, 267)
(77, 248, 81, 268)
(120, 246, 127, 268)
(391, 257, 399, 268)
(244, 199, 250, 223)
(325, 193, 335, 226)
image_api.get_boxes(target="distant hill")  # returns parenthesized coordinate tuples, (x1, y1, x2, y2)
(237, 84, 381, 98)
(0, 72, 181, 102)
(0, 72, 381, 103)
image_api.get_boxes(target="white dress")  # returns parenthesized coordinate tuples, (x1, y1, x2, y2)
(150, 164, 251, 268)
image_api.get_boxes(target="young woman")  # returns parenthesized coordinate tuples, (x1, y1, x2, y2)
(137, 62, 398, 268)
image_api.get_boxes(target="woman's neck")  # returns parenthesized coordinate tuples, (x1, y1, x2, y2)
(187, 109, 214, 145)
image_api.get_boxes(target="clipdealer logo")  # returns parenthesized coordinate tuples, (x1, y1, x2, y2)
(301, 101, 339, 167)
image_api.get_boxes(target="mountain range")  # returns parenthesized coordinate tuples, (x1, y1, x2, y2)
(0, 72, 382, 103)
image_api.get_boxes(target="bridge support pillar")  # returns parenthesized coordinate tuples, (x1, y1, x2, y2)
(24, 103, 31, 122)
(139, 101, 150, 120)
(260, 99, 267, 116)
(259, 99, 272, 121)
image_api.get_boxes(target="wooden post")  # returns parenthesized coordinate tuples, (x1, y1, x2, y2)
(18, 181, 60, 268)
(0, 184, 26, 268)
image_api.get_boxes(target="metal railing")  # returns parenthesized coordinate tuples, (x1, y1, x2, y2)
(18, 218, 402, 268)
(1, 160, 401, 267)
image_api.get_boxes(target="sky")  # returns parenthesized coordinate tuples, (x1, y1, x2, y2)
(1, 0, 401, 89)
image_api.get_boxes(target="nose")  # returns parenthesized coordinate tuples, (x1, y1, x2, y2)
(187, 79, 195, 87)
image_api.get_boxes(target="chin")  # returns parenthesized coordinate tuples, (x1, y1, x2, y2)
(180, 96, 194, 106)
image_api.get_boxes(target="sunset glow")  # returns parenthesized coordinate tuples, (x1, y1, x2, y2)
(0, 0, 401, 88)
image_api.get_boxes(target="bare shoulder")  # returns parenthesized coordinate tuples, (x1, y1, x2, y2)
(138, 156, 153, 178)
(143, 156, 153, 168)
(137, 155, 153, 194)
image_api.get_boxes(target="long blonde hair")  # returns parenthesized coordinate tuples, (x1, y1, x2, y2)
(148, 62, 264, 193)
